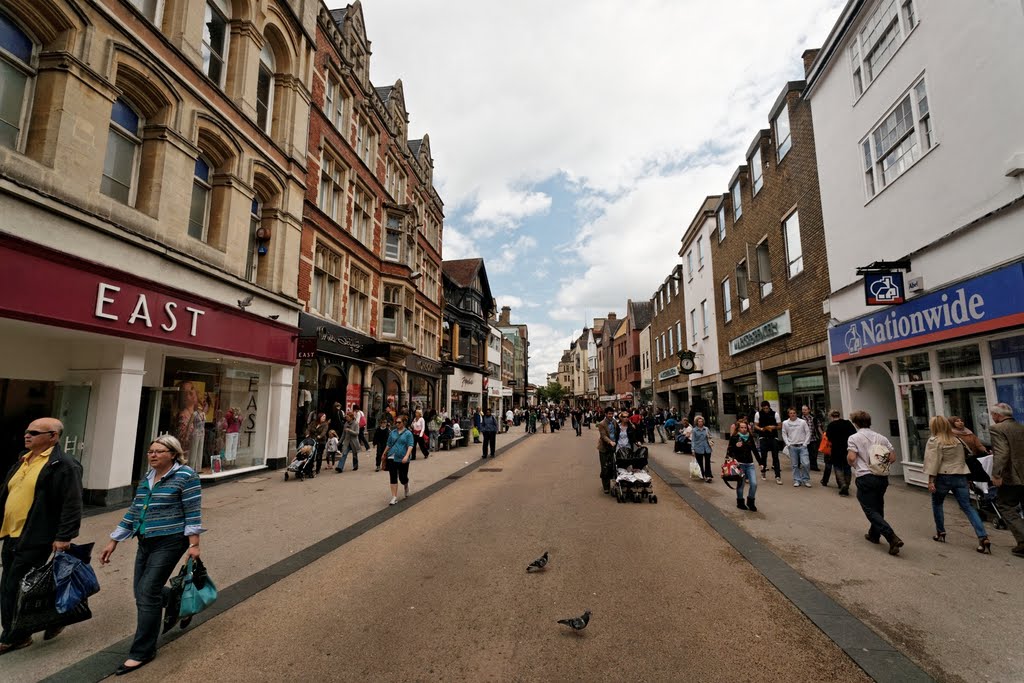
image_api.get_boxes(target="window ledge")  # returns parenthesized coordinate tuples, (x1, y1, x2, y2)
(864, 142, 939, 207)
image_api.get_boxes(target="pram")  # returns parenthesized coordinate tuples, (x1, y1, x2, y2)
(609, 445, 658, 504)
(966, 454, 1008, 530)
(284, 445, 316, 481)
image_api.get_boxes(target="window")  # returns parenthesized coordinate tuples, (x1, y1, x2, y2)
(686, 251, 693, 280)
(356, 116, 375, 167)
(722, 278, 732, 323)
(101, 98, 142, 204)
(324, 73, 345, 131)
(318, 154, 345, 222)
(701, 300, 709, 338)
(129, 0, 161, 23)
(311, 246, 341, 318)
(384, 216, 402, 261)
(655, 335, 660, 362)
(750, 147, 763, 195)
(245, 198, 261, 283)
(697, 235, 704, 269)
(666, 327, 673, 356)
(717, 205, 726, 242)
(352, 187, 372, 245)
(201, 0, 229, 86)
(774, 105, 792, 161)
(652, 296, 658, 316)
(673, 277, 679, 296)
(421, 260, 440, 303)
(188, 156, 213, 241)
(756, 242, 772, 298)
(661, 289, 666, 308)
(403, 289, 414, 343)
(783, 211, 803, 278)
(677, 321, 683, 349)
(256, 44, 275, 133)
(863, 77, 934, 197)
(689, 310, 697, 344)
(422, 312, 439, 359)
(849, 0, 918, 95)
(731, 181, 742, 220)
(0, 11, 35, 151)
(348, 267, 370, 332)
(736, 262, 750, 312)
(382, 285, 401, 337)
(385, 156, 405, 201)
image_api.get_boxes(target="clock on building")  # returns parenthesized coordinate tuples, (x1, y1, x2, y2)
(677, 350, 699, 375)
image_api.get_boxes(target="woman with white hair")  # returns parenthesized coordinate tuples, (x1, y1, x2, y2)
(100, 435, 204, 675)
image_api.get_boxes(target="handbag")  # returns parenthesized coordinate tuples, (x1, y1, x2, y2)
(819, 433, 832, 456)
(12, 557, 92, 635)
(721, 457, 744, 481)
(178, 557, 218, 618)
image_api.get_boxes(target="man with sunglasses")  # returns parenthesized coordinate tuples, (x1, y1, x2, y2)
(0, 418, 83, 655)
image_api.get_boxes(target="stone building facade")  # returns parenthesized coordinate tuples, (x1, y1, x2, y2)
(0, 0, 315, 502)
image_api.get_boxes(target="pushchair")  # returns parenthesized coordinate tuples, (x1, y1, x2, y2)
(966, 454, 1008, 530)
(284, 445, 316, 481)
(609, 445, 658, 504)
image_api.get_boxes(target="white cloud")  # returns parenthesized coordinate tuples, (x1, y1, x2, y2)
(520, 322, 576, 386)
(495, 295, 540, 310)
(486, 234, 538, 274)
(467, 188, 552, 227)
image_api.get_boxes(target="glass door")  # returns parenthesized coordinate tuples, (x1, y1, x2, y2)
(54, 385, 90, 462)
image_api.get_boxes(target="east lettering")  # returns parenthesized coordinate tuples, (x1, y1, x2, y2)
(127, 294, 153, 328)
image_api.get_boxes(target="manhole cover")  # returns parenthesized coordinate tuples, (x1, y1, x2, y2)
(479, 468, 503, 472)
(238, 477, 270, 483)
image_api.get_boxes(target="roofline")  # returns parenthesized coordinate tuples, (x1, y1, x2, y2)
(768, 80, 806, 121)
(679, 197, 718, 252)
(804, 0, 867, 97)
(745, 129, 771, 159)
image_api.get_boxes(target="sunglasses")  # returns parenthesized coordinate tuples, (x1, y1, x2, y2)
(25, 430, 56, 437)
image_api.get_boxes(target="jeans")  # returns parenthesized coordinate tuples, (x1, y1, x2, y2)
(931, 474, 986, 538)
(481, 431, 496, 458)
(375, 443, 387, 469)
(429, 430, 439, 451)
(694, 451, 712, 479)
(128, 535, 188, 660)
(336, 442, 359, 471)
(855, 474, 896, 543)
(735, 463, 758, 500)
(655, 425, 666, 443)
(758, 437, 781, 476)
(1, 539, 52, 644)
(995, 484, 1024, 545)
(789, 445, 810, 483)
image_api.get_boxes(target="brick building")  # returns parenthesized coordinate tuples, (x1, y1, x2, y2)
(0, 0, 315, 501)
(295, 2, 445, 437)
(651, 265, 687, 412)
(597, 312, 622, 406)
(613, 300, 652, 407)
(711, 51, 838, 425)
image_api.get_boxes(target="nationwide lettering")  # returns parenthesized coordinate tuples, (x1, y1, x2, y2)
(857, 288, 984, 347)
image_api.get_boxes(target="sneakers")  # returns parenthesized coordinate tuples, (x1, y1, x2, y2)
(803, 481, 812, 488)
(794, 481, 801, 487)
(404, 483, 409, 498)
(776, 477, 782, 485)
(389, 496, 398, 506)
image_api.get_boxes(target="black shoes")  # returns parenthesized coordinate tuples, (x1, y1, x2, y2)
(887, 536, 904, 556)
(736, 499, 748, 510)
(115, 658, 153, 676)
(865, 534, 880, 544)
(746, 498, 757, 512)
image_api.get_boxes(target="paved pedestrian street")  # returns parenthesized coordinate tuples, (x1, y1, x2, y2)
(44, 429, 877, 682)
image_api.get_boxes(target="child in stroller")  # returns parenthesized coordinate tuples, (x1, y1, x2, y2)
(285, 443, 317, 481)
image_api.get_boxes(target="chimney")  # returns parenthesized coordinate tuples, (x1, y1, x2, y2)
(802, 48, 821, 78)
(499, 306, 511, 326)
(607, 312, 617, 321)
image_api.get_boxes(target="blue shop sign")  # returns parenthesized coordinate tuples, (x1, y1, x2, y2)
(830, 262, 1024, 362)
(864, 272, 905, 306)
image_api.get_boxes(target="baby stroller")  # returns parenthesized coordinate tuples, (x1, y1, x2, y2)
(284, 445, 316, 481)
(609, 445, 657, 504)
(966, 454, 1008, 530)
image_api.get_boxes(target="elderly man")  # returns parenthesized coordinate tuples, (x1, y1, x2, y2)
(0, 418, 83, 654)
(597, 407, 618, 494)
(989, 402, 1024, 558)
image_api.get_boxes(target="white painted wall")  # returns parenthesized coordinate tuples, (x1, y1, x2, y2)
(639, 325, 652, 395)
(681, 215, 721, 379)
(808, 0, 1024, 322)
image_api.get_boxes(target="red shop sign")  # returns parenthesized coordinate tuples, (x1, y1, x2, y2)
(0, 234, 297, 365)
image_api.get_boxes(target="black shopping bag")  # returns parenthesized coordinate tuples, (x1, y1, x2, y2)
(12, 558, 92, 635)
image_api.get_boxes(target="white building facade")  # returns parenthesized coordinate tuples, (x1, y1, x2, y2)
(806, 0, 1024, 485)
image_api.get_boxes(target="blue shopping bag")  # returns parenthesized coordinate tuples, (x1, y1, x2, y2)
(53, 543, 100, 614)
(179, 557, 218, 618)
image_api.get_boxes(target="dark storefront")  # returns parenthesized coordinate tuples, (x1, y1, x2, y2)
(405, 354, 445, 415)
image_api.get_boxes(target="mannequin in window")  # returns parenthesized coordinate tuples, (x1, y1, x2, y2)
(176, 381, 207, 472)
(223, 408, 242, 463)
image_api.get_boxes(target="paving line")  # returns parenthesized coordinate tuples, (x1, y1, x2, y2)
(647, 459, 935, 683)
(41, 432, 533, 683)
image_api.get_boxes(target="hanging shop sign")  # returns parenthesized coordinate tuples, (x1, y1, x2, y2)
(864, 272, 906, 306)
(729, 311, 792, 356)
(830, 262, 1024, 362)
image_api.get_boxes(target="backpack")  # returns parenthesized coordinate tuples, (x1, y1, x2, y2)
(868, 442, 893, 475)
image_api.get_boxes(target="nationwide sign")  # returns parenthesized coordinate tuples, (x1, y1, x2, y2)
(729, 311, 792, 356)
(829, 262, 1024, 362)
(864, 272, 906, 306)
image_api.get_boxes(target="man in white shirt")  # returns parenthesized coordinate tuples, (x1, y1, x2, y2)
(782, 407, 812, 487)
(505, 409, 514, 433)
(847, 410, 903, 556)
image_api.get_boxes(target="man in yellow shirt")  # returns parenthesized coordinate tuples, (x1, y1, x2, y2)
(0, 418, 83, 655)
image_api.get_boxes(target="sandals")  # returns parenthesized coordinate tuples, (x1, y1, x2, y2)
(977, 537, 991, 554)
(932, 532, 946, 543)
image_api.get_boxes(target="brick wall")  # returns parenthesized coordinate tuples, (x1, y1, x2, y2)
(651, 265, 688, 393)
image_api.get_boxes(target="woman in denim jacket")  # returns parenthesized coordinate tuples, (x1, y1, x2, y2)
(691, 416, 715, 483)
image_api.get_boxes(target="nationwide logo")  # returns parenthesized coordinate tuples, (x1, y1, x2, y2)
(845, 288, 984, 355)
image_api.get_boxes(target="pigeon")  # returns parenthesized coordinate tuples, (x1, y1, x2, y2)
(527, 551, 549, 572)
(557, 610, 591, 632)
(237, 295, 254, 310)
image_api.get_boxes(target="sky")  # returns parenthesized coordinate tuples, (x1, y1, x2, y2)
(329, 0, 845, 385)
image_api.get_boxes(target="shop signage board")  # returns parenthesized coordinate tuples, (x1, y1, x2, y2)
(451, 367, 483, 394)
(864, 272, 906, 306)
(829, 262, 1024, 362)
(729, 311, 792, 356)
(405, 354, 445, 378)
(0, 234, 296, 364)
(658, 367, 680, 381)
(299, 313, 389, 361)
(501, 388, 513, 397)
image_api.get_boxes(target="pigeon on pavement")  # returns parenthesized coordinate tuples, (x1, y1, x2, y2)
(527, 551, 549, 572)
(557, 610, 591, 632)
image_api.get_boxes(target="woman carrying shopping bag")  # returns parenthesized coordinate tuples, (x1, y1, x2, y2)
(100, 435, 203, 676)
(691, 416, 714, 483)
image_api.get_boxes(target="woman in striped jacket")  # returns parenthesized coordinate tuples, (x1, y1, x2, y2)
(100, 435, 203, 675)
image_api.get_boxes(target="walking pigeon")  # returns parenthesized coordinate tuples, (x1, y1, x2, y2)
(527, 551, 549, 572)
(557, 610, 591, 632)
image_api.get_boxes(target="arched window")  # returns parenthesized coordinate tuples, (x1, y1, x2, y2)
(0, 11, 36, 150)
(201, 0, 229, 86)
(101, 98, 143, 204)
(189, 155, 213, 241)
(256, 43, 275, 132)
(246, 197, 262, 283)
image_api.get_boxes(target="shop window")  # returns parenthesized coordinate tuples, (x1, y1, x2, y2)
(201, 0, 229, 87)
(311, 246, 341, 318)
(899, 383, 933, 464)
(160, 358, 264, 472)
(101, 98, 143, 205)
(937, 345, 981, 379)
(348, 266, 370, 332)
(188, 156, 213, 241)
(991, 335, 1024, 421)
(352, 187, 372, 245)
(0, 10, 36, 151)
(385, 216, 402, 261)
(896, 352, 931, 383)
(256, 43, 275, 133)
(382, 284, 401, 337)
